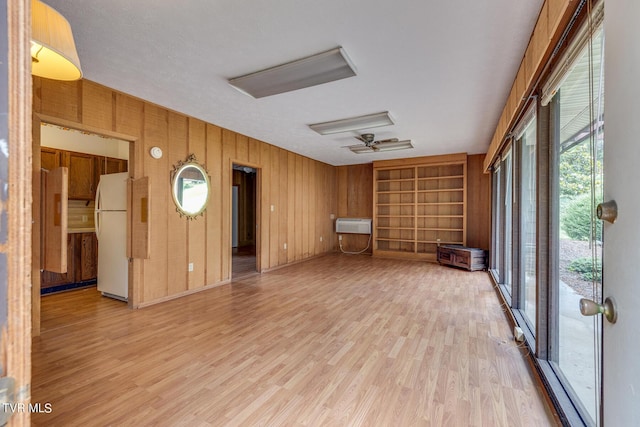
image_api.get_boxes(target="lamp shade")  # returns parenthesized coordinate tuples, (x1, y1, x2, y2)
(31, 0, 82, 81)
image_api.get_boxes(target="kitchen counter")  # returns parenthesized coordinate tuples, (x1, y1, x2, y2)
(68, 228, 96, 234)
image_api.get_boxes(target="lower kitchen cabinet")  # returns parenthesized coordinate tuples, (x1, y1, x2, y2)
(75, 232, 98, 282)
(41, 232, 98, 290)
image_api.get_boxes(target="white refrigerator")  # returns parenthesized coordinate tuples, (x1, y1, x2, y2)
(94, 172, 128, 301)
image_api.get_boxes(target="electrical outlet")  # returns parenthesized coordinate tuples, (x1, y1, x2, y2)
(270, 205, 274, 212)
(283, 243, 287, 250)
(514, 326, 525, 342)
(330, 213, 335, 220)
(320, 236, 323, 242)
(82, 215, 88, 223)
(188, 263, 194, 272)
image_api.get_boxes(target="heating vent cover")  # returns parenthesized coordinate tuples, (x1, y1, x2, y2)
(335, 218, 372, 235)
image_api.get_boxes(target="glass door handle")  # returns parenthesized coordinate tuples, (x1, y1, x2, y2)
(597, 200, 617, 223)
(580, 297, 618, 324)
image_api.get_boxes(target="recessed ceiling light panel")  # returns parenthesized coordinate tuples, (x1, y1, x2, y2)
(228, 47, 357, 99)
(309, 111, 395, 135)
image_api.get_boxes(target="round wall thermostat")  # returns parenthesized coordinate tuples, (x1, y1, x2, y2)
(150, 146, 163, 159)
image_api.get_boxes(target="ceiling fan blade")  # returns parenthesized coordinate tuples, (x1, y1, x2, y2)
(374, 139, 413, 151)
(347, 144, 375, 154)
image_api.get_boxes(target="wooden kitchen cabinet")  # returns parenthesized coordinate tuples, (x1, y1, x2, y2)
(41, 232, 98, 290)
(41, 147, 62, 171)
(63, 151, 97, 200)
(103, 157, 128, 174)
(96, 156, 128, 190)
(41, 148, 128, 200)
(75, 232, 98, 282)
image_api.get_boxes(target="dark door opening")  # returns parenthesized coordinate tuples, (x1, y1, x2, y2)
(232, 164, 257, 278)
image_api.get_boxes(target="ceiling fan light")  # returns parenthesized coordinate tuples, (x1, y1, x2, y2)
(309, 111, 394, 135)
(31, 0, 82, 81)
(228, 47, 357, 98)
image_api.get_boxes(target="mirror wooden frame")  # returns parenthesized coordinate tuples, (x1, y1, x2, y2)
(170, 154, 211, 220)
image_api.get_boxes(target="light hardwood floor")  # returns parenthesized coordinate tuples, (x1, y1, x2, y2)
(32, 254, 558, 426)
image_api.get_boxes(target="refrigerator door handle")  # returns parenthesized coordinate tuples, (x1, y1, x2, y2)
(95, 210, 101, 239)
(95, 179, 102, 239)
(95, 180, 102, 210)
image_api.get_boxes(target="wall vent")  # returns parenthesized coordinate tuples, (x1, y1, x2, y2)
(335, 218, 372, 235)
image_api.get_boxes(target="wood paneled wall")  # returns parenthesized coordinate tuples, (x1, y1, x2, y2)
(484, 0, 581, 171)
(466, 154, 491, 250)
(32, 78, 337, 308)
(336, 164, 374, 254)
(336, 158, 491, 254)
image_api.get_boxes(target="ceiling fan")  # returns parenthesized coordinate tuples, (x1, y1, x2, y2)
(345, 133, 413, 154)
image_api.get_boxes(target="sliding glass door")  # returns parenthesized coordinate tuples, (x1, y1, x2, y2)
(489, 16, 605, 425)
(490, 146, 513, 303)
(519, 116, 537, 331)
(550, 26, 605, 425)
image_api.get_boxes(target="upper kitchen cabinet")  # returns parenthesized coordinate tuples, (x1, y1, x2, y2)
(41, 147, 62, 171)
(98, 156, 128, 176)
(63, 151, 97, 200)
(41, 147, 128, 200)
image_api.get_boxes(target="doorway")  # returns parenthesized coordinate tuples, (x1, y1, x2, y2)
(39, 123, 130, 295)
(231, 164, 258, 278)
(34, 119, 133, 335)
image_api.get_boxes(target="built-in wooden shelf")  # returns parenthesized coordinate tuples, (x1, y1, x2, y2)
(373, 153, 467, 262)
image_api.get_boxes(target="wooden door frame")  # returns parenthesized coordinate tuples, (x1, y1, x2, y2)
(229, 160, 261, 276)
(31, 114, 137, 335)
(4, 0, 32, 423)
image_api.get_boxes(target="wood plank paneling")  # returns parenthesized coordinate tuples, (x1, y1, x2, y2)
(143, 105, 169, 302)
(287, 152, 296, 263)
(39, 79, 80, 122)
(466, 154, 491, 250)
(205, 124, 223, 285)
(236, 134, 249, 164)
(307, 159, 316, 257)
(335, 164, 374, 254)
(167, 112, 188, 295)
(249, 138, 261, 165)
(294, 154, 304, 261)
(221, 129, 235, 281)
(82, 80, 113, 130)
(302, 157, 310, 259)
(259, 143, 271, 270)
(269, 146, 279, 269)
(278, 149, 289, 265)
(115, 94, 143, 142)
(35, 79, 346, 307)
(187, 119, 207, 289)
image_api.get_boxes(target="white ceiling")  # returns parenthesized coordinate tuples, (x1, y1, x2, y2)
(45, 0, 543, 166)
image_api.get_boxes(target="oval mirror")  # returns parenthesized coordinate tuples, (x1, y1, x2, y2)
(171, 154, 210, 219)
